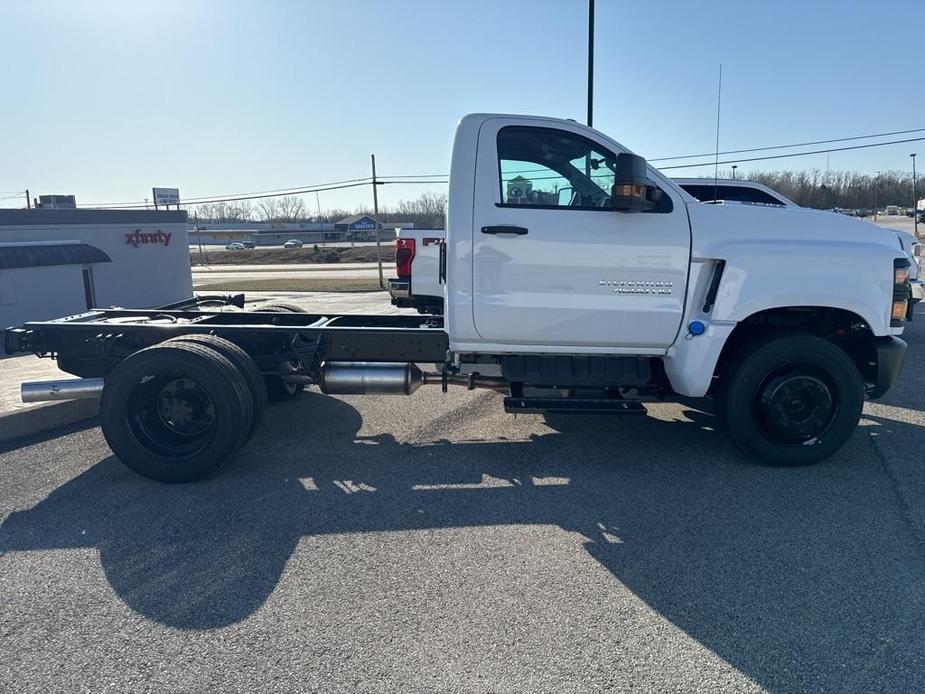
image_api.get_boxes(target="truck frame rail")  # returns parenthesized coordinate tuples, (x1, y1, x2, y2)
(5, 304, 449, 378)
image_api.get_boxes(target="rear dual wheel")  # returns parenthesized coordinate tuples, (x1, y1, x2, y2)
(100, 338, 263, 483)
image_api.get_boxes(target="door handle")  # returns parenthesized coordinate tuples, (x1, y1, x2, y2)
(481, 225, 528, 235)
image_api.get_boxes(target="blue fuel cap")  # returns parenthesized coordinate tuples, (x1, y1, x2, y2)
(688, 320, 706, 336)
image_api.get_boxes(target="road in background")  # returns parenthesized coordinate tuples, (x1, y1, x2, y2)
(190, 241, 384, 251)
(191, 262, 391, 292)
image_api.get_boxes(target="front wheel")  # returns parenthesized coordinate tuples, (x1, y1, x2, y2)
(715, 334, 864, 466)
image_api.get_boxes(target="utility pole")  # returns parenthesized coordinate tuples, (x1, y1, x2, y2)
(371, 154, 384, 289)
(587, 0, 594, 127)
(912, 153, 918, 237)
(194, 213, 206, 265)
(25, 189, 31, 209)
(874, 171, 881, 220)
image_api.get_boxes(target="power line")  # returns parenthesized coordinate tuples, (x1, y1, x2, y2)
(387, 127, 925, 179)
(82, 180, 373, 210)
(72, 128, 925, 209)
(378, 173, 448, 179)
(382, 179, 449, 185)
(80, 176, 375, 208)
(649, 127, 925, 162)
(658, 135, 925, 170)
(380, 135, 925, 182)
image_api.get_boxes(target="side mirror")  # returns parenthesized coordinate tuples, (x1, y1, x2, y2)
(557, 187, 574, 206)
(611, 153, 659, 212)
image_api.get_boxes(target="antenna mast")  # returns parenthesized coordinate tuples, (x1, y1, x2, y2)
(713, 64, 723, 201)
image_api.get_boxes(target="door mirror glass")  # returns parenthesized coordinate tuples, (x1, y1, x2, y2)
(557, 187, 574, 206)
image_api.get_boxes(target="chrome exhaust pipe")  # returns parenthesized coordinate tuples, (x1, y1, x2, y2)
(21, 378, 105, 403)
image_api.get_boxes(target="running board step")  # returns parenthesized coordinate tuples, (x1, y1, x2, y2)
(503, 397, 647, 415)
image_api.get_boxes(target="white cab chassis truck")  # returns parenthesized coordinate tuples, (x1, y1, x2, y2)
(6, 114, 910, 482)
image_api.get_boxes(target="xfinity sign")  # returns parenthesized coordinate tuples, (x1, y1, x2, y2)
(152, 187, 180, 207)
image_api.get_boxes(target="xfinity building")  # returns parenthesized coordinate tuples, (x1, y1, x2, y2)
(1, 208, 192, 350)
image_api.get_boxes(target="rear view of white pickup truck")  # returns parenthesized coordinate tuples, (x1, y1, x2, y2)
(5, 113, 911, 482)
(387, 229, 444, 314)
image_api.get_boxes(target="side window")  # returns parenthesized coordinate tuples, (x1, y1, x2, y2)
(497, 126, 617, 209)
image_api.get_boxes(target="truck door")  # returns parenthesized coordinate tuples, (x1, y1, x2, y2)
(471, 118, 691, 350)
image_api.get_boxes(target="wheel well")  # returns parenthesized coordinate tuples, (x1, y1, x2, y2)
(714, 306, 877, 388)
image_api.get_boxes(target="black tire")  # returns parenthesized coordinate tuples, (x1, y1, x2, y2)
(168, 335, 267, 443)
(254, 303, 308, 400)
(100, 341, 254, 483)
(715, 333, 864, 466)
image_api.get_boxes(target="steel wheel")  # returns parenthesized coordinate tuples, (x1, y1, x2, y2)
(126, 375, 217, 458)
(753, 365, 838, 446)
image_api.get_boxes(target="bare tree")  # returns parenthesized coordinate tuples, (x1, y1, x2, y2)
(276, 195, 306, 221)
(746, 169, 922, 211)
(231, 200, 253, 222)
(256, 198, 280, 222)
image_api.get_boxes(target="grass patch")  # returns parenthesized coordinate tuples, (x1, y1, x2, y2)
(193, 277, 386, 292)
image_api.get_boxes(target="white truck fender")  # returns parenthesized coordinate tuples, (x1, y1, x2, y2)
(663, 205, 906, 397)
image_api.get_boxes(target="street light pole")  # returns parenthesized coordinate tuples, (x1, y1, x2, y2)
(587, 0, 594, 127)
(731, 165, 737, 180)
(912, 153, 918, 238)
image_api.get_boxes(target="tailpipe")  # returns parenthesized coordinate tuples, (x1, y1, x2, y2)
(21, 378, 105, 403)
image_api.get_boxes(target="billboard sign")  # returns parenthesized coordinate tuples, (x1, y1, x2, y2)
(152, 187, 180, 206)
(348, 216, 377, 230)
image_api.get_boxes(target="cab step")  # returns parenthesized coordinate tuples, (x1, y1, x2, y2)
(503, 397, 647, 415)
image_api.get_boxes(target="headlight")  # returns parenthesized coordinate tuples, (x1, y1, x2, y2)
(892, 259, 912, 327)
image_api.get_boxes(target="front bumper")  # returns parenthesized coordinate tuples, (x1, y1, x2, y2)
(869, 336, 907, 399)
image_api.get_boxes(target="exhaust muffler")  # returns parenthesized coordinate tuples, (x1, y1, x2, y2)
(21, 378, 105, 403)
(318, 362, 507, 395)
(319, 362, 431, 395)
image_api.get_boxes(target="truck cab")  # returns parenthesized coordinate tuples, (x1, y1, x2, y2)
(443, 114, 908, 464)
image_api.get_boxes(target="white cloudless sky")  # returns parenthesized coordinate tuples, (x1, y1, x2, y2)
(1, 0, 923, 210)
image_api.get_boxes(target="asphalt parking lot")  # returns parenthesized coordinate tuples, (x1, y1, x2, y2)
(2, 312, 924, 693)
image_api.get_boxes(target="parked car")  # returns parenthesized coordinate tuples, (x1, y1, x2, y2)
(242, 240, 256, 249)
(283, 239, 303, 248)
(225, 242, 245, 250)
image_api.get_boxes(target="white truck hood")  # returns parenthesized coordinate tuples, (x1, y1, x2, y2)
(687, 202, 906, 258)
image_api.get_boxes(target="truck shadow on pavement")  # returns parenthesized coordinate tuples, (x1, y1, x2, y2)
(1, 390, 924, 692)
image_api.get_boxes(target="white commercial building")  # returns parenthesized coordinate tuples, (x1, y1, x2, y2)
(1, 209, 192, 350)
